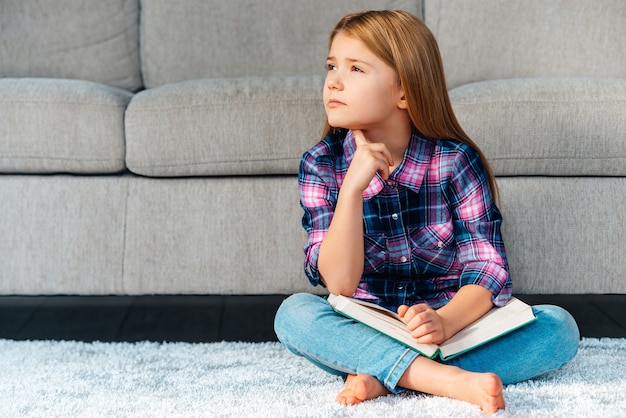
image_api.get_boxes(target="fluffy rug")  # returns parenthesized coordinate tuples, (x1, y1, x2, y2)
(1, 338, 625, 417)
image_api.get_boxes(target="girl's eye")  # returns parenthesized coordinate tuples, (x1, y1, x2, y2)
(352, 66, 363, 73)
(326, 63, 336, 71)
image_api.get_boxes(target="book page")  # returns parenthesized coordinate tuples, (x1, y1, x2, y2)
(328, 294, 439, 358)
(344, 298, 403, 321)
(328, 294, 535, 361)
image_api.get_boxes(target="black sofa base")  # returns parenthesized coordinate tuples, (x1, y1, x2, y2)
(1, 294, 624, 343)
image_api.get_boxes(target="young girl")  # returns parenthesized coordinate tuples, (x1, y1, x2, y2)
(274, 10, 579, 413)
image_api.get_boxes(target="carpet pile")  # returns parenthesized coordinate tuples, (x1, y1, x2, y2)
(1, 338, 625, 417)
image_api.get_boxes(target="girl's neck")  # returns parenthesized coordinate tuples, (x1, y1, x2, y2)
(358, 123, 412, 168)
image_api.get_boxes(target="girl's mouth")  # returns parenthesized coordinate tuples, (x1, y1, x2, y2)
(326, 99, 346, 108)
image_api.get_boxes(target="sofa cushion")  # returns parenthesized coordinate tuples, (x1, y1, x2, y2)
(450, 78, 626, 176)
(498, 177, 625, 294)
(140, 0, 422, 88)
(125, 76, 325, 177)
(0, 175, 128, 294)
(424, 0, 626, 89)
(0, 0, 141, 91)
(0, 78, 133, 174)
(122, 176, 315, 294)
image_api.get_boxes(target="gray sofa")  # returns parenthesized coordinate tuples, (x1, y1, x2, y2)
(1, 0, 624, 298)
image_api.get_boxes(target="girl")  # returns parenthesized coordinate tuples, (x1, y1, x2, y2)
(274, 10, 579, 413)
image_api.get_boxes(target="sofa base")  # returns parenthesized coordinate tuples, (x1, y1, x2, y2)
(1, 294, 624, 342)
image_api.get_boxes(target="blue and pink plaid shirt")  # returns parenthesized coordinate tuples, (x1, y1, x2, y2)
(299, 129, 511, 311)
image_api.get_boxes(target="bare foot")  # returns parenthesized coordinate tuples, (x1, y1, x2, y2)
(336, 374, 391, 406)
(448, 371, 505, 414)
(398, 356, 505, 414)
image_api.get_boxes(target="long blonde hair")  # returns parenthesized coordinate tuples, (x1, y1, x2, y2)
(323, 10, 498, 202)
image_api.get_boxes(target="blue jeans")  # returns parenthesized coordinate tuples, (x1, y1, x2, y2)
(274, 293, 580, 393)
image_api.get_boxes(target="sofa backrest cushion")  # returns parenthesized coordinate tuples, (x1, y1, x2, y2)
(450, 78, 626, 176)
(125, 76, 325, 177)
(0, 78, 133, 174)
(140, 0, 423, 88)
(425, 0, 626, 89)
(0, 0, 141, 91)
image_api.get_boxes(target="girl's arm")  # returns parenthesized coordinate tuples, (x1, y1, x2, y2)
(437, 284, 494, 339)
(317, 185, 365, 296)
(318, 130, 394, 296)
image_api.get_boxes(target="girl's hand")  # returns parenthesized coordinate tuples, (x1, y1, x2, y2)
(342, 130, 394, 193)
(398, 304, 447, 345)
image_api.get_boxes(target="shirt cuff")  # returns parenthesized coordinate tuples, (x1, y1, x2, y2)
(304, 242, 323, 287)
(459, 261, 512, 307)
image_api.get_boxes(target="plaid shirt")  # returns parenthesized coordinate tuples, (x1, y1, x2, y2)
(299, 129, 511, 310)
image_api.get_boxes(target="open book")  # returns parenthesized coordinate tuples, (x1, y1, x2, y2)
(327, 294, 536, 361)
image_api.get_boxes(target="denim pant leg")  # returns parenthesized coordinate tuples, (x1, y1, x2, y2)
(274, 293, 419, 393)
(444, 304, 580, 385)
(275, 293, 580, 391)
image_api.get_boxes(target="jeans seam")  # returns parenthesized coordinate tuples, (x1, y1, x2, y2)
(384, 348, 419, 392)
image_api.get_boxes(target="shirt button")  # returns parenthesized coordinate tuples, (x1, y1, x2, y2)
(438, 241, 444, 248)
(400, 256, 407, 263)
(391, 213, 399, 220)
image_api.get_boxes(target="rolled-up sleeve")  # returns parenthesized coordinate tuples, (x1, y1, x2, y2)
(299, 151, 337, 287)
(447, 144, 512, 307)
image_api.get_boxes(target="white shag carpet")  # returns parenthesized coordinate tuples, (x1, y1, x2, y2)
(1, 338, 625, 417)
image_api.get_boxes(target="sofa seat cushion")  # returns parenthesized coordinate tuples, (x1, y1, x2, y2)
(0, 78, 133, 174)
(125, 76, 325, 177)
(122, 176, 313, 294)
(450, 78, 626, 176)
(0, 0, 141, 91)
(0, 175, 128, 294)
(498, 177, 625, 294)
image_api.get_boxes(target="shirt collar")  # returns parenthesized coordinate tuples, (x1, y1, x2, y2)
(343, 129, 435, 201)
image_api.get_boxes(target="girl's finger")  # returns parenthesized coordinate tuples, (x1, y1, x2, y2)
(352, 129, 367, 146)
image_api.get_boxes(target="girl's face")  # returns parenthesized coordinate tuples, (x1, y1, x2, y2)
(324, 32, 406, 132)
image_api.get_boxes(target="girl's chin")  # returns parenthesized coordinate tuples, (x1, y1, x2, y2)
(326, 119, 357, 131)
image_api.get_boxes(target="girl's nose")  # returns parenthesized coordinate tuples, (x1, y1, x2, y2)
(326, 72, 342, 90)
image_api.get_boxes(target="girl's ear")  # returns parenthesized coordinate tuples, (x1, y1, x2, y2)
(397, 91, 408, 110)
